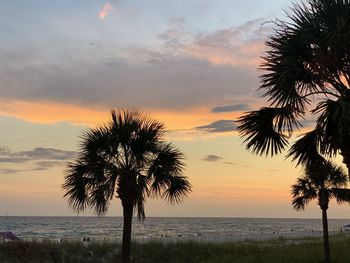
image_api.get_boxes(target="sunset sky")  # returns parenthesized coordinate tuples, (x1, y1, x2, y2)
(1, 0, 349, 218)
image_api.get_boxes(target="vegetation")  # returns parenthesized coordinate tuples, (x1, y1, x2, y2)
(291, 160, 350, 263)
(62, 109, 191, 263)
(2, 235, 350, 263)
(237, 0, 350, 174)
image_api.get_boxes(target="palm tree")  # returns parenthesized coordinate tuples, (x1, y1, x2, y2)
(291, 160, 350, 263)
(237, 0, 350, 174)
(62, 109, 191, 263)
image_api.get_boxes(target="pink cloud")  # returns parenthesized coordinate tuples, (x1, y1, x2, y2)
(99, 2, 113, 20)
(158, 18, 270, 67)
(183, 22, 268, 66)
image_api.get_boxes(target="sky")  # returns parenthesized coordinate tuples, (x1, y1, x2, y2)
(1, 0, 350, 219)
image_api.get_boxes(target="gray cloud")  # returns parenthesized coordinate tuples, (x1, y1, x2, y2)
(196, 120, 237, 133)
(0, 148, 75, 174)
(211, 104, 250, 113)
(34, 160, 67, 168)
(16, 148, 77, 160)
(0, 168, 22, 174)
(0, 55, 258, 111)
(203, 155, 222, 162)
(0, 19, 264, 112)
(0, 147, 11, 155)
(0, 166, 54, 174)
(300, 119, 316, 128)
(0, 157, 31, 163)
(0, 147, 77, 164)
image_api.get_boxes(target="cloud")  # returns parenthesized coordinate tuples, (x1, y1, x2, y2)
(0, 17, 262, 122)
(211, 104, 250, 113)
(34, 160, 66, 168)
(0, 168, 22, 174)
(0, 166, 56, 174)
(0, 54, 259, 112)
(99, 3, 113, 20)
(0, 157, 31, 163)
(203, 155, 222, 162)
(158, 18, 187, 49)
(300, 119, 316, 128)
(183, 18, 270, 66)
(0, 147, 77, 163)
(196, 120, 237, 133)
(0, 147, 76, 174)
(202, 155, 236, 165)
(0, 147, 11, 155)
(16, 148, 77, 160)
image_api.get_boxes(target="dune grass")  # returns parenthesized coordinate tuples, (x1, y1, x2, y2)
(1, 234, 350, 262)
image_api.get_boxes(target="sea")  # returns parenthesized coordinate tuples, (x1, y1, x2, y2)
(0, 217, 349, 243)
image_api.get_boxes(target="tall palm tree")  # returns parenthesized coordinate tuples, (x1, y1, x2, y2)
(63, 109, 191, 263)
(237, 0, 350, 173)
(292, 160, 350, 263)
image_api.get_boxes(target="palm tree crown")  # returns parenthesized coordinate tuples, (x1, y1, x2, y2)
(62, 109, 191, 263)
(237, 0, 350, 172)
(63, 109, 191, 217)
(292, 161, 350, 211)
(291, 160, 350, 263)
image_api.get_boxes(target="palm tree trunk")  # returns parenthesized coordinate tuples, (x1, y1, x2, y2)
(322, 209, 331, 263)
(121, 203, 133, 263)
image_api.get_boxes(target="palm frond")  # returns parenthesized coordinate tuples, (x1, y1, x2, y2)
(63, 161, 91, 213)
(315, 98, 350, 155)
(324, 161, 348, 187)
(130, 117, 165, 164)
(162, 175, 192, 204)
(260, 3, 327, 109)
(148, 143, 185, 197)
(287, 129, 325, 167)
(88, 185, 111, 215)
(135, 174, 150, 221)
(237, 107, 300, 156)
(292, 196, 312, 211)
(291, 177, 318, 198)
(111, 109, 142, 146)
(330, 188, 350, 204)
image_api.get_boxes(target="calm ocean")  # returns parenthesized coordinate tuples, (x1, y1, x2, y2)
(0, 217, 348, 243)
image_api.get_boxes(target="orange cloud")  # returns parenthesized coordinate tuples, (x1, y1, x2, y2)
(99, 2, 113, 20)
(0, 100, 240, 130)
(0, 100, 107, 126)
(0, 99, 312, 141)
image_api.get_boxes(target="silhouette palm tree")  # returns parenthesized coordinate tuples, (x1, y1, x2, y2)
(292, 160, 350, 263)
(63, 109, 191, 263)
(237, 0, 350, 173)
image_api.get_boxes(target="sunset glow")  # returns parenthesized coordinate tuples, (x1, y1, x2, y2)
(2, 0, 349, 219)
(99, 2, 113, 20)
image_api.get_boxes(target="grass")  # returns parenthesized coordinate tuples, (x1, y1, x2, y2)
(1, 234, 350, 262)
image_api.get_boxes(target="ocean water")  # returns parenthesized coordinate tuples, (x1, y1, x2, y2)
(0, 217, 349, 243)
